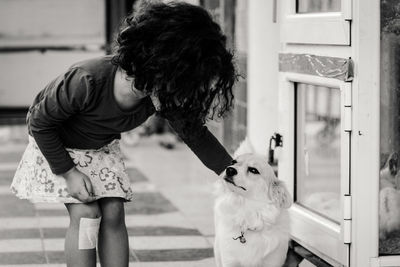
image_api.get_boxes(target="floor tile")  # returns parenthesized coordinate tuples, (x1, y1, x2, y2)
(37, 216, 69, 228)
(134, 248, 213, 262)
(124, 138, 218, 237)
(131, 258, 216, 267)
(0, 259, 216, 267)
(0, 251, 46, 264)
(36, 209, 68, 217)
(0, 135, 221, 267)
(125, 192, 177, 215)
(0, 170, 16, 185)
(127, 226, 201, 236)
(45, 250, 138, 264)
(34, 203, 66, 210)
(41, 226, 200, 239)
(43, 236, 211, 252)
(42, 228, 67, 239)
(0, 151, 24, 163)
(131, 182, 157, 192)
(0, 239, 43, 252)
(26, 213, 191, 229)
(35, 193, 177, 216)
(0, 216, 40, 229)
(42, 239, 64, 251)
(127, 168, 148, 183)
(45, 251, 65, 264)
(206, 236, 215, 246)
(0, 265, 63, 267)
(0, 185, 13, 195)
(129, 236, 211, 250)
(124, 213, 193, 228)
(0, 228, 41, 239)
(0, 195, 36, 217)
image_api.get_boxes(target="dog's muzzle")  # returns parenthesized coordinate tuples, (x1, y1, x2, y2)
(224, 167, 246, 191)
(224, 175, 235, 185)
(226, 167, 237, 177)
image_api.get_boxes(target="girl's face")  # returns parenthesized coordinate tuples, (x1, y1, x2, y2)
(130, 85, 148, 99)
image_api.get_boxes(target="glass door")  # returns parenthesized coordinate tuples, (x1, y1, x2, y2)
(278, 73, 352, 266)
(296, 83, 342, 223)
(379, 0, 400, 257)
(278, 0, 353, 264)
(281, 0, 352, 45)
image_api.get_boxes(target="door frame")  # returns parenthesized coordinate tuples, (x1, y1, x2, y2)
(280, 0, 352, 45)
(278, 72, 351, 266)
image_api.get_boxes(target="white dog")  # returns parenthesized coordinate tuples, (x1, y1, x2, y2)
(379, 152, 400, 240)
(214, 139, 292, 267)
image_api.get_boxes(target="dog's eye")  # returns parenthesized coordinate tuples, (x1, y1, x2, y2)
(231, 160, 237, 165)
(248, 167, 260, 174)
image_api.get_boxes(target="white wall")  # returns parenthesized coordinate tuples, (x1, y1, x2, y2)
(0, 51, 105, 107)
(247, 0, 280, 155)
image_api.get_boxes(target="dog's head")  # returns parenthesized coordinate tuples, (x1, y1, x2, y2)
(221, 153, 292, 209)
(380, 152, 400, 189)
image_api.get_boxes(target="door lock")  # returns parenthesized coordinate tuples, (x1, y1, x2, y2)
(268, 133, 283, 165)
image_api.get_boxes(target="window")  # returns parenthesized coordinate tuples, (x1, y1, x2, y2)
(281, 0, 351, 45)
(296, 83, 341, 222)
(297, 0, 341, 13)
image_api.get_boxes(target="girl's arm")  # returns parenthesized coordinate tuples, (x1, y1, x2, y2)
(28, 67, 94, 175)
(167, 119, 233, 175)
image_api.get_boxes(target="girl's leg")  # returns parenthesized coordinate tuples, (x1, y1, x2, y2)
(97, 197, 129, 267)
(65, 202, 102, 267)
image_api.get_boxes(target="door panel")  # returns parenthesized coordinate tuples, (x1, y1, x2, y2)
(281, 0, 352, 45)
(296, 83, 341, 223)
(278, 73, 351, 266)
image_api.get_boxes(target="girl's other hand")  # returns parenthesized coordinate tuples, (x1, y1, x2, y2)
(62, 167, 96, 203)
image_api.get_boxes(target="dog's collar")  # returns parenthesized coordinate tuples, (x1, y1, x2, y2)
(232, 228, 259, 244)
(233, 231, 246, 243)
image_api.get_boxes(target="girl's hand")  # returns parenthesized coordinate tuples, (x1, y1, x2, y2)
(62, 167, 96, 203)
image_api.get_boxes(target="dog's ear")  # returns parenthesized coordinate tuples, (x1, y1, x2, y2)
(269, 180, 292, 209)
(234, 137, 255, 158)
(389, 152, 399, 176)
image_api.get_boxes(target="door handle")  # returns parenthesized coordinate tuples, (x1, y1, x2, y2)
(268, 132, 283, 165)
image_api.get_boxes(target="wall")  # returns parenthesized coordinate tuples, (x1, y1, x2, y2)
(247, 0, 280, 155)
(0, 0, 106, 108)
(201, 0, 249, 152)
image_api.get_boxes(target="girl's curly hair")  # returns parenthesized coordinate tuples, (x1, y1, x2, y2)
(112, 1, 237, 129)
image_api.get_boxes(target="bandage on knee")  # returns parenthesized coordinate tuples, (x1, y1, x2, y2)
(78, 217, 101, 250)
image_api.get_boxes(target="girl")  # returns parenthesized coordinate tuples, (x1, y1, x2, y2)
(10, 2, 236, 267)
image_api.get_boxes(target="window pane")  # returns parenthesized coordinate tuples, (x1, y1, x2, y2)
(379, 0, 400, 256)
(297, 0, 341, 13)
(296, 83, 341, 222)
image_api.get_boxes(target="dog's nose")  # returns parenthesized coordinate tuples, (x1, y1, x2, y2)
(226, 167, 237, 177)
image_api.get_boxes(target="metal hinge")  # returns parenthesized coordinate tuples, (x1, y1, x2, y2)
(343, 82, 352, 132)
(342, 82, 352, 245)
(343, 195, 352, 244)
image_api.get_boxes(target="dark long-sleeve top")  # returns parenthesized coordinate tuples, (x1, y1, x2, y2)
(27, 56, 233, 175)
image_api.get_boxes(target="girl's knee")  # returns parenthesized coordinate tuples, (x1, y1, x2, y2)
(99, 198, 125, 228)
(66, 202, 102, 225)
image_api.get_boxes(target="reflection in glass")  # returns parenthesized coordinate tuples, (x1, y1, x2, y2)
(297, 0, 341, 13)
(379, 0, 400, 256)
(296, 84, 341, 222)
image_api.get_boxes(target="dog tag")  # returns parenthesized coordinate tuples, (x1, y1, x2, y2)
(233, 232, 246, 244)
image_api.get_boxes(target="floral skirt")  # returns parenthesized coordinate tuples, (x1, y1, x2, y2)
(10, 136, 134, 203)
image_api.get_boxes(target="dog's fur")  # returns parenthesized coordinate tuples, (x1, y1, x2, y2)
(214, 138, 292, 267)
(379, 152, 400, 240)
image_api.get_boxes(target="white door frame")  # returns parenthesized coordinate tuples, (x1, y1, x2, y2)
(280, 0, 352, 45)
(278, 72, 352, 266)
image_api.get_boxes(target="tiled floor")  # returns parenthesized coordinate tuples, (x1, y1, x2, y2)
(0, 126, 218, 266)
